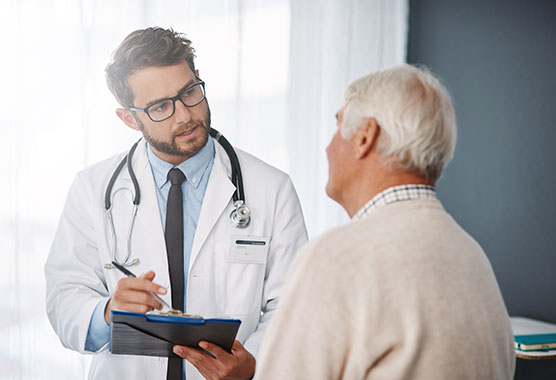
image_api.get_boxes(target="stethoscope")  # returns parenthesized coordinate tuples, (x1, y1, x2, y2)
(103, 127, 251, 269)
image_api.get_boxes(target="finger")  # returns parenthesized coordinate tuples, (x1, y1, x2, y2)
(231, 339, 243, 353)
(118, 277, 167, 295)
(183, 349, 221, 380)
(174, 345, 212, 362)
(199, 341, 229, 360)
(122, 293, 163, 310)
(186, 358, 218, 380)
(112, 302, 154, 314)
(174, 345, 218, 375)
(113, 289, 163, 310)
(140, 270, 156, 281)
(118, 276, 166, 293)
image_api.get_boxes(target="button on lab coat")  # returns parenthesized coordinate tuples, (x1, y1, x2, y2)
(45, 138, 308, 380)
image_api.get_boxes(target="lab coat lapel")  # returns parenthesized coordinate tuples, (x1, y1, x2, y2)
(189, 141, 236, 269)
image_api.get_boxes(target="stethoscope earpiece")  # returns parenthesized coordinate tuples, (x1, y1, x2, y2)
(104, 258, 140, 270)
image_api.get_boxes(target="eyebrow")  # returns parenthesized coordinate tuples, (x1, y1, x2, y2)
(143, 79, 196, 109)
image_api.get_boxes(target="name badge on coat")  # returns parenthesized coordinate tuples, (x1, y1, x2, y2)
(228, 236, 269, 264)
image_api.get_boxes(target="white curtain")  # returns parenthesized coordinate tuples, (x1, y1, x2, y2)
(0, 0, 407, 378)
(287, 0, 408, 237)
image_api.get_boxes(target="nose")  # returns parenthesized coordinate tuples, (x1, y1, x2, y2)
(325, 137, 332, 155)
(173, 99, 192, 123)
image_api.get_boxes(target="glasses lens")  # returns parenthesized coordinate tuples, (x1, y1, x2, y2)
(181, 83, 205, 106)
(147, 99, 174, 121)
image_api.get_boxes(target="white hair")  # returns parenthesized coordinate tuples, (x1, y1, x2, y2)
(341, 64, 457, 182)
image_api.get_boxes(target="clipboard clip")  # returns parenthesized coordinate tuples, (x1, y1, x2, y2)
(146, 310, 204, 319)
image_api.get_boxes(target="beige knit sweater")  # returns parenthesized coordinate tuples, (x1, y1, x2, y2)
(256, 198, 515, 380)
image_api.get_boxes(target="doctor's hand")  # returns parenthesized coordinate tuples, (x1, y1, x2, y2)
(104, 271, 166, 325)
(173, 340, 255, 380)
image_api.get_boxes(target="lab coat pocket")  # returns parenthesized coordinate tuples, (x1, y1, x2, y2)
(215, 236, 269, 315)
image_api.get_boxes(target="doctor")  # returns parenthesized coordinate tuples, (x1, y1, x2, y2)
(45, 27, 307, 380)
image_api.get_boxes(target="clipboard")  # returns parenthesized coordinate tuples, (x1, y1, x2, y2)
(109, 310, 241, 357)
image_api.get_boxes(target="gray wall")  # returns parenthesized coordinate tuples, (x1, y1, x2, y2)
(407, 0, 556, 378)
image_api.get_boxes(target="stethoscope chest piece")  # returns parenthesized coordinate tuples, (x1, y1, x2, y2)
(230, 201, 251, 228)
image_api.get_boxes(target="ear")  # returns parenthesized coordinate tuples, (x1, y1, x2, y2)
(195, 69, 200, 78)
(116, 108, 140, 131)
(354, 117, 380, 159)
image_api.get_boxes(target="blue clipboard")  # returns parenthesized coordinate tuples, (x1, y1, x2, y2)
(109, 310, 241, 357)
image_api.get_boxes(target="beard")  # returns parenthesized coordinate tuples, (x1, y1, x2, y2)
(137, 107, 211, 159)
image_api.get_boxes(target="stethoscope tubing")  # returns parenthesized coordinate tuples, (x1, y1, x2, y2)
(104, 128, 249, 268)
(105, 138, 141, 210)
(209, 128, 244, 203)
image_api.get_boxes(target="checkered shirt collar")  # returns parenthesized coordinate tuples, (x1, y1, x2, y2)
(353, 184, 437, 220)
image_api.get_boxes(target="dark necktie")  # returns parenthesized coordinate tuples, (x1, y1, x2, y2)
(165, 168, 185, 380)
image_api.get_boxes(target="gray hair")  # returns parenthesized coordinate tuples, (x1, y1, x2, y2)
(341, 64, 457, 182)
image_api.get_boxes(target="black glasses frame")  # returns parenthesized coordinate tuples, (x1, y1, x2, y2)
(128, 81, 206, 122)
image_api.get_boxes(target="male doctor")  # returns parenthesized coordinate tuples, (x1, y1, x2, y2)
(45, 27, 307, 380)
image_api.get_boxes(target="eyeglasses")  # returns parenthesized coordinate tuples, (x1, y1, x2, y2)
(129, 81, 206, 122)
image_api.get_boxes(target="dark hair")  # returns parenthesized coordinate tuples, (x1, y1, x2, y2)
(105, 27, 196, 107)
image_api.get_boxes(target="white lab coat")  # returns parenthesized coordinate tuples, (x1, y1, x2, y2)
(45, 138, 308, 380)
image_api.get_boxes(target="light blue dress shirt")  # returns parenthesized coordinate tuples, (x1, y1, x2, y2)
(85, 137, 215, 352)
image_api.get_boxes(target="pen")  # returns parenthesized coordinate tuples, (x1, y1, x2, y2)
(110, 261, 173, 311)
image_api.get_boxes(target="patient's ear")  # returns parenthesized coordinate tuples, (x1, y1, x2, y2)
(116, 108, 140, 131)
(355, 117, 380, 159)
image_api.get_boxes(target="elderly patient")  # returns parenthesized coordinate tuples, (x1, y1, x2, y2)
(256, 65, 515, 380)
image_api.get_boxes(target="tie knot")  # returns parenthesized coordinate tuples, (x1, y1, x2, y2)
(167, 168, 185, 186)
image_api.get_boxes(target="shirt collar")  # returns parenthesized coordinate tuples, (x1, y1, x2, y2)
(147, 136, 215, 189)
(353, 184, 437, 220)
